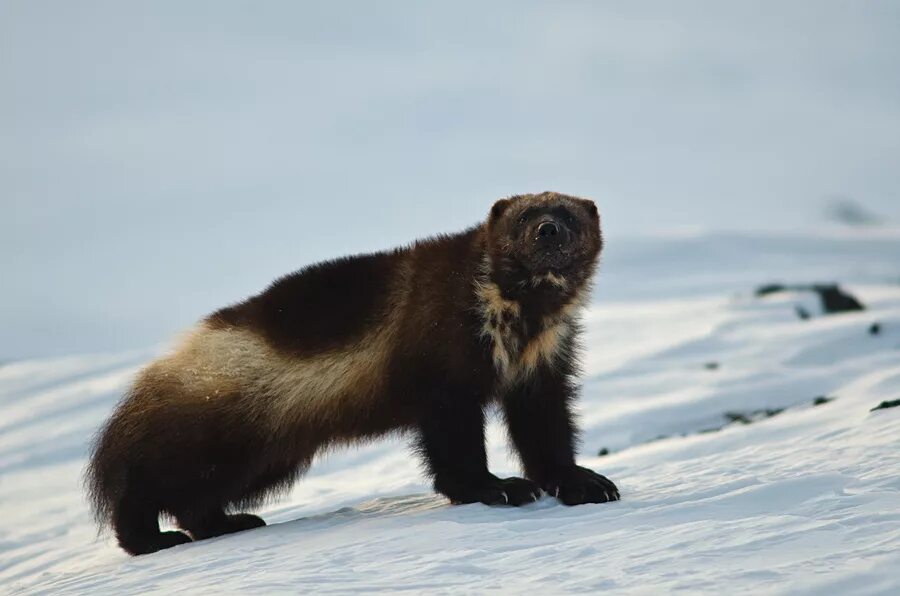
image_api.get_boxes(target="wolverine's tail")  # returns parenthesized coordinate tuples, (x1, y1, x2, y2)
(84, 401, 132, 531)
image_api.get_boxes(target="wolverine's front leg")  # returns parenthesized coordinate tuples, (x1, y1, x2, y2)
(502, 368, 620, 505)
(418, 387, 540, 506)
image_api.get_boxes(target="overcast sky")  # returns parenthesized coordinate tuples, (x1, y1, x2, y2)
(2, 1, 899, 359)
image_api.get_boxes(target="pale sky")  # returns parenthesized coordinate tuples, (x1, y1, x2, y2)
(2, 1, 899, 358)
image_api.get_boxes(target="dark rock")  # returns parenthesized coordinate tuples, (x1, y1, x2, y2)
(756, 283, 787, 297)
(704, 361, 720, 371)
(724, 408, 785, 426)
(825, 197, 883, 227)
(870, 399, 900, 412)
(815, 284, 865, 314)
(754, 282, 865, 314)
(597, 448, 610, 457)
(795, 306, 811, 320)
(633, 398, 836, 452)
(869, 322, 881, 335)
(724, 412, 751, 424)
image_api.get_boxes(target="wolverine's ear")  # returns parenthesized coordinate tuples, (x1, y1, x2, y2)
(490, 198, 512, 221)
(581, 199, 599, 219)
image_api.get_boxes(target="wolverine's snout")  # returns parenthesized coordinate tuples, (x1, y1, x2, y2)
(536, 221, 560, 238)
(529, 214, 577, 271)
(533, 218, 572, 250)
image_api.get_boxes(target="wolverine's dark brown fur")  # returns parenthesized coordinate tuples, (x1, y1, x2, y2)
(86, 191, 619, 556)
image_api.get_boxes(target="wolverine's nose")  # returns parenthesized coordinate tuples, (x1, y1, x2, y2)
(537, 221, 560, 238)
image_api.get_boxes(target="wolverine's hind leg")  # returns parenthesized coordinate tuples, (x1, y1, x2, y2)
(113, 489, 192, 555)
(174, 450, 308, 541)
(175, 507, 266, 541)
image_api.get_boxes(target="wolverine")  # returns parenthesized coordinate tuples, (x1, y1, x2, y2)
(86, 191, 620, 555)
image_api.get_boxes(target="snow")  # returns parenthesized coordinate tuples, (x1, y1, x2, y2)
(2, 231, 899, 594)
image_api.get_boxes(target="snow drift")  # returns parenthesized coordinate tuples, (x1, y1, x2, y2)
(1, 230, 899, 594)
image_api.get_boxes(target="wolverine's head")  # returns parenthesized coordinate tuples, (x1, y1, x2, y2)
(486, 191, 602, 297)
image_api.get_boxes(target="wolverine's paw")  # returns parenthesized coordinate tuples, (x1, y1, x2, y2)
(441, 475, 542, 506)
(494, 476, 543, 506)
(222, 513, 266, 534)
(178, 512, 266, 541)
(121, 530, 192, 556)
(547, 466, 620, 506)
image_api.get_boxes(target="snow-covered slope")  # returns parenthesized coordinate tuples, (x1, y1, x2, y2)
(2, 232, 899, 594)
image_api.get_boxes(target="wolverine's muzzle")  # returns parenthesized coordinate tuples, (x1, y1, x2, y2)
(530, 217, 575, 271)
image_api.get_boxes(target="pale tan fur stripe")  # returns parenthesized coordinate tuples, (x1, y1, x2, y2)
(140, 259, 412, 431)
(475, 279, 521, 378)
(519, 316, 572, 375)
(476, 258, 588, 386)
